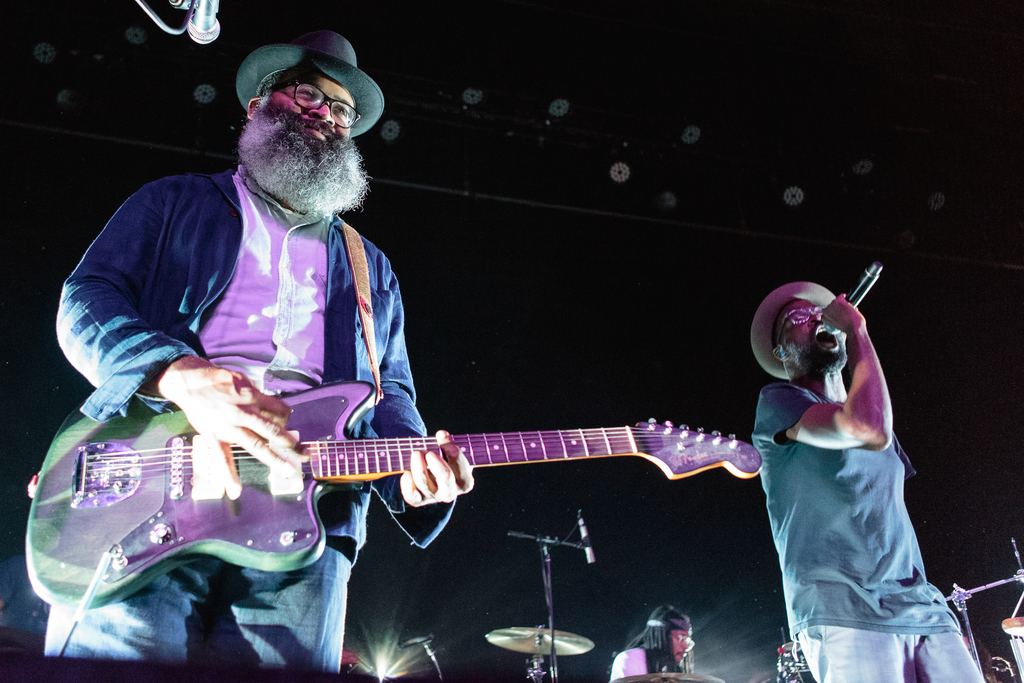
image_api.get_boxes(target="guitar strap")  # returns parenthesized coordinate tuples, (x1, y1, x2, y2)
(341, 222, 384, 405)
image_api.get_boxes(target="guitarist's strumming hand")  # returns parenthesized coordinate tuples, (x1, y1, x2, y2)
(143, 355, 306, 500)
(401, 430, 474, 506)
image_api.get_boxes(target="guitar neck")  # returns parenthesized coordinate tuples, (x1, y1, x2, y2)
(309, 427, 636, 480)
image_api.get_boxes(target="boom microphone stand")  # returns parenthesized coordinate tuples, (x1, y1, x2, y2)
(946, 538, 1024, 675)
(508, 526, 588, 683)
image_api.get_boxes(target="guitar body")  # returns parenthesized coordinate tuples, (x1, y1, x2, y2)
(26, 381, 376, 608)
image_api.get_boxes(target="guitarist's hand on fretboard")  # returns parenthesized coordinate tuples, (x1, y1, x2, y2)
(401, 430, 475, 506)
(148, 355, 306, 499)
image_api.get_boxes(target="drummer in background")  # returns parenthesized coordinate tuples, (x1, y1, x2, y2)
(610, 604, 695, 680)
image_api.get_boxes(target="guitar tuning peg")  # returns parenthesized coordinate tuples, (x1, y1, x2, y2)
(646, 422, 657, 432)
(711, 430, 721, 437)
(728, 434, 737, 440)
(664, 420, 674, 428)
(681, 425, 690, 432)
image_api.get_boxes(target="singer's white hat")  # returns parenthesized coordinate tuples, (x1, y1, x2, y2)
(750, 281, 836, 379)
(236, 31, 383, 137)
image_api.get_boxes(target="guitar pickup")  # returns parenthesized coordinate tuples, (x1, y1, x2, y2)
(268, 462, 304, 496)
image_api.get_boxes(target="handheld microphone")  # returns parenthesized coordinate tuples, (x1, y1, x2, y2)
(399, 634, 434, 649)
(821, 262, 882, 337)
(847, 261, 882, 306)
(187, 0, 221, 44)
(577, 511, 596, 564)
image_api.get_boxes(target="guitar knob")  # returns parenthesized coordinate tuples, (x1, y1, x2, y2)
(149, 523, 174, 545)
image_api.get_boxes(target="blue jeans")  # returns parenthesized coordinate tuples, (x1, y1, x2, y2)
(44, 549, 352, 671)
(797, 625, 985, 683)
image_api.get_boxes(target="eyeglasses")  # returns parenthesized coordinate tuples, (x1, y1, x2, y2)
(773, 305, 823, 346)
(781, 306, 823, 326)
(279, 81, 360, 129)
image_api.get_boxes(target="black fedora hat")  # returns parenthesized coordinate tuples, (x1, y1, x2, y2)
(236, 30, 383, 137)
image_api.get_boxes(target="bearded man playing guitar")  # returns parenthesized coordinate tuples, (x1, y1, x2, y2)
(39, 30, 473, 671)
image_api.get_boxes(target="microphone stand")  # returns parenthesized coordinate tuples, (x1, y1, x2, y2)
(420, 639, 443, 682)
(400, 635, 443, 681)
(945, 539, 1024, 675)
(508, 530, 586, 683)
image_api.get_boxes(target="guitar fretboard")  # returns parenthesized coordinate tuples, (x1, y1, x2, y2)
(309, 427, 638, 480)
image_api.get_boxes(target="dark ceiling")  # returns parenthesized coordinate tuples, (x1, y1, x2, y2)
(7, 0, 1024, 268)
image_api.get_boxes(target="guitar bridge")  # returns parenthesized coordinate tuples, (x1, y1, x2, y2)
(71, 442, 142, 508)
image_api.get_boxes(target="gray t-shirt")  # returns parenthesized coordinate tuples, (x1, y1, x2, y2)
(753, 382, 959, 636)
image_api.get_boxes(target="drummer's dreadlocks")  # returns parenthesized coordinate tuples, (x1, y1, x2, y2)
(625, 604, 694, 674)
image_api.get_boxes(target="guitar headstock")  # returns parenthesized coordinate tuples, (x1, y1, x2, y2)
(630, 419, 762, 480)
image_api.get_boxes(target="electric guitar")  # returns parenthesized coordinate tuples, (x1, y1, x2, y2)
(27, 381, 761, 608)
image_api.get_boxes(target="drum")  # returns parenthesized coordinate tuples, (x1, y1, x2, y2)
(776, 641, 811, 683)
(1002, 617, 1024, 680)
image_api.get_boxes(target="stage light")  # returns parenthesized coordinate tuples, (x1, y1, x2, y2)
(56, 88, 83, 112)
(33, 43, 57, 64)
(192, 83, 216, 105)
(124, 26, 148, 45)
(928, 191, 945, 211)
(372, 652, 399, 681)
(461, 88, 484, 106)
(852, 159, 873, 175)
(379, 119, 402, 144)
(782, 186, 804, 207)
(609, 161, 631, 184)
(680, 125, 701, 145)
(548, 98, 570, 118)
(895, 229, 917, 249)
(357, 640, 419, 681)
(655, 191, 678, 212)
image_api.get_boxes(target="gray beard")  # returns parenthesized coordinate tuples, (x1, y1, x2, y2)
(236, 98, 369, 216)
(786, 335, 848, 378)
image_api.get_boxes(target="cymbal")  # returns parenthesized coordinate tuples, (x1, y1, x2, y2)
(1002, 617, 1024, 636)
(485, 627, 595, 655)
(612, 675, 725, 683)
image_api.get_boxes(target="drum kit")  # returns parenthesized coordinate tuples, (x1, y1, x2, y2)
(775, 641, 810, 683)
(483, 626, 724, 683)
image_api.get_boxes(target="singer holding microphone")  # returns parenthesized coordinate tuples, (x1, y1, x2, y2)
(749, 275, 979, 683)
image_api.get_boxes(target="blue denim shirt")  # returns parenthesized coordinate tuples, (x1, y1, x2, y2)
(56, 169, 452, 549)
